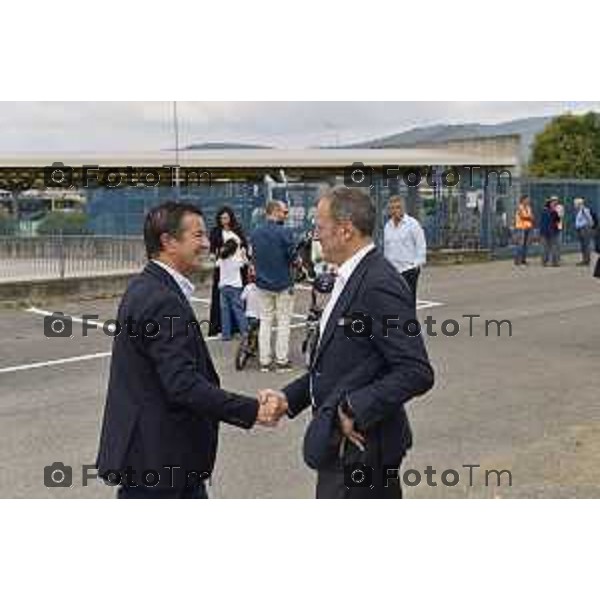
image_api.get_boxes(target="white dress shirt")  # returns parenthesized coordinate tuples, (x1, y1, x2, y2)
(383, 215, 427, 274)
(317, 242, 375, 348)
(152, 260, 195, 302)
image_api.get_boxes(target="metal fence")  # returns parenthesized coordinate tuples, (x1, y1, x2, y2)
(0, 235, 146, 282)
(81, 170, 519, 252)
(3, 175, 600, 282)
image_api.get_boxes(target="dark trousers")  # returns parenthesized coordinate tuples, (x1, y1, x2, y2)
(401, 267, 420, 301)
(542, 235, 560, 266)
(514, 229, 531, 264)
(316, 440, 404, 499)
(118, 482, 208, 499)
(577, 227, 592, 264)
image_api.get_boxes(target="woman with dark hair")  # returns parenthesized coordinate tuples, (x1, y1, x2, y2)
(216, 238, 249, 341)
(208, 206, 250, 337)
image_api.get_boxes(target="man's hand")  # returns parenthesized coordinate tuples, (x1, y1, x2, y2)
(338, 405, 366, 451)
(255, 389, 289, 427)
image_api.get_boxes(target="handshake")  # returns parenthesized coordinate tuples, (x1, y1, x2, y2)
(255, 389, 289, 427)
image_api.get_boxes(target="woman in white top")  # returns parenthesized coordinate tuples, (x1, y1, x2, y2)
(215, 238, 248, 341)
(208, 207, 249, 337)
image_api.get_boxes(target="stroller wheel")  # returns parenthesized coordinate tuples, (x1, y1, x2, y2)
(235, 337, 252, 371)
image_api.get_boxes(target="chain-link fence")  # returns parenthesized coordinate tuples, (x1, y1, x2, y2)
(3, 173, 600, 279)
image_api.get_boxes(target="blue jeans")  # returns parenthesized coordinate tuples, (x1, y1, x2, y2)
(219, 286, 248, 340)
(542, 235, 560, 266)
(514, 229, 531, 264)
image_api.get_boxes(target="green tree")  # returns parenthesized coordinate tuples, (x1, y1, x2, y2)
(37, 212, 90, 235)
(529, 112, 600, 178)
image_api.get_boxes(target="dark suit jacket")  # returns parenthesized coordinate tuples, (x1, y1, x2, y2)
(283, 247, 434, 474)
(96, 261, 258, 491)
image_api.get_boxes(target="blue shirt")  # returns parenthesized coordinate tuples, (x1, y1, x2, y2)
(251, 221, 296, 292)
(576, 207, 593, 230)
(383, 216, 427, 273)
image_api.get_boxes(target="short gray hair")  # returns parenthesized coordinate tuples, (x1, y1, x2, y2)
(320, 186, 376, 237)
(389, 195, 405, 208)
(265, 200, 281, 216)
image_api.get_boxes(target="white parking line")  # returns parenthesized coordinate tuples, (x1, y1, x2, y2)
(26, 307, 105, 328)
(192, 295, 307, 323)
(417, 300, 444, 310)
(13, 295, 443, 374)
(9, 304, 307, 374)
(194, 294, 443, 316)
(0, 352, 111, 375)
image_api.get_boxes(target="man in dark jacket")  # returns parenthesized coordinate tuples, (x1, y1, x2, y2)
(540, 199, 561, 267)
(251, 200, 297, 372)
(261, 187, 435, 499)
(96, 202, 278, 499)
(540, 198, 560, 267)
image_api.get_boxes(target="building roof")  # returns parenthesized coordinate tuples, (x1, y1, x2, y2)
(0, 147, 517, 168)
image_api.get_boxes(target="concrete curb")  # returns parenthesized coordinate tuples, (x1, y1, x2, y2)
(0, 266, 212, 306)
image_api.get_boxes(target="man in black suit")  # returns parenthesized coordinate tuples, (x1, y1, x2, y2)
(262, 187, 434, 499)
(96, 202, 278, 499)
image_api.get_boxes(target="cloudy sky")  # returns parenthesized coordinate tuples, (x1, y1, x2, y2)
(0, 101, 599, 152)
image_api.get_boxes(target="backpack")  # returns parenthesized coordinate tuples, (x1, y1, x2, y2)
(589, 208, 598, 230)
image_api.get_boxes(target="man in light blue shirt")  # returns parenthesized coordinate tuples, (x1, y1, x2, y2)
(383, 195, 427, 300)
(574, 197, 595, 266)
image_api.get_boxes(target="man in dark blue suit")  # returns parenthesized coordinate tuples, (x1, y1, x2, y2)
(96, 202, 278, 499)
(262, 187, 435, 499)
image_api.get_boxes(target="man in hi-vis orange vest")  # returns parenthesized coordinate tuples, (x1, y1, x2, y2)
(514, 195, 534, 266)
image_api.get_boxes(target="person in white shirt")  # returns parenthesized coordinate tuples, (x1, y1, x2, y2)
(383, 195, 427, 300)
(215, 238, 248, 341)
(240, 266, 260, 332)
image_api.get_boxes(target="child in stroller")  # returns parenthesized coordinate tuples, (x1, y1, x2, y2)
(235, 265, 260, 370)
(301, 269, 336, 367)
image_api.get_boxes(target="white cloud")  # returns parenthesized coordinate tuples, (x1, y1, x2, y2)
(0, 101, 599, 152)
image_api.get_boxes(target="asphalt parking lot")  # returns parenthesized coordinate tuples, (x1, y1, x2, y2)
(1, 255, 599, 498)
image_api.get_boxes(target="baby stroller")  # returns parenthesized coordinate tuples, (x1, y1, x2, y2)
(234, 317, 260, 371)
(301, 270, 336, 367)
(293, 230, 316, 283)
